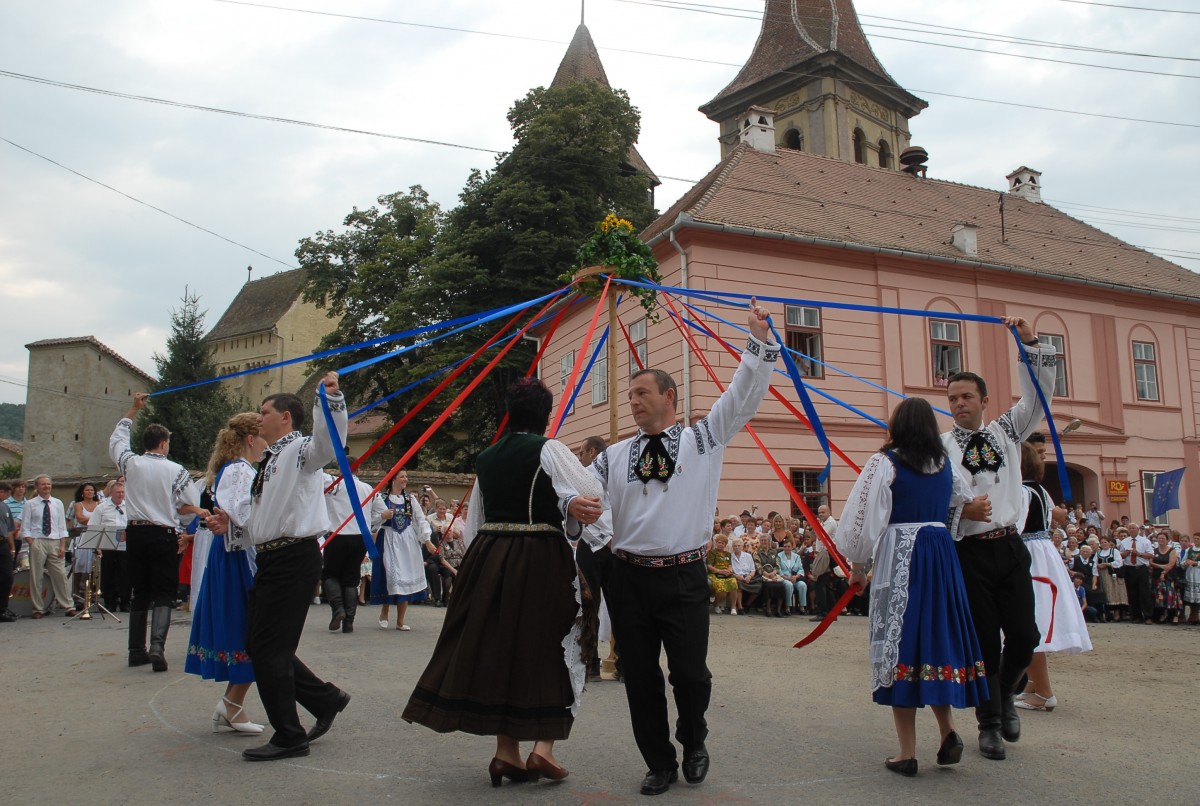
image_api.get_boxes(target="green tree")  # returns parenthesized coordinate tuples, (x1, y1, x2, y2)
(297, 187, 443, 469)
(137, 290, 237, 470)
(299, 82, 657, 470)
(0, 403, 25, 440)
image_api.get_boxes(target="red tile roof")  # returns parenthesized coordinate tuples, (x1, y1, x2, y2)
(643, 145, 1200, 301)
(24, 336, 154, 381)
(702, 0, 924, 120)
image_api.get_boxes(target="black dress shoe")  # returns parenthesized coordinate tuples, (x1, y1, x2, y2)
(885, 757, 918, 777)
(306, 690, 351, 742)
(978, 727, 1006, 760)
(1000, 696, 1021, 743)
(242, 741, 310, 761)
(936, 730, 964, 766)
(682, 745, 709, 783)
(640, 769, 678, 796)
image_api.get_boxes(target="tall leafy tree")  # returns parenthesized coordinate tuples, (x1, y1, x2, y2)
(299, 83, 657, 470)
(137, 290, 236, 469)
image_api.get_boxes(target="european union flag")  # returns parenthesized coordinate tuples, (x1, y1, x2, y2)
(1150, 467, 1185, 519)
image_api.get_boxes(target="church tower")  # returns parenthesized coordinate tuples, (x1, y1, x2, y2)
(699, 0, 927, 168)
(551, 11, 660, 202)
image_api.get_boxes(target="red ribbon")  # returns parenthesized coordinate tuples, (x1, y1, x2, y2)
(1031, 575, 1058, 643)
(550, 276, 611, 438)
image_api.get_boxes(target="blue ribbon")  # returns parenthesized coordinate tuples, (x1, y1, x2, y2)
(560, 326, 609, 425)
(317, 384, 379, 562)
(677, 298, 953, 419)
(151, 289, 569, 396)
(765, 317, 831, 483)
(349, 360, 464, 419)
(1013, 333, 1073, 502)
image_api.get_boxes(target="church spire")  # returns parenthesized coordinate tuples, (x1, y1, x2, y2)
(698, 0, 926, 167)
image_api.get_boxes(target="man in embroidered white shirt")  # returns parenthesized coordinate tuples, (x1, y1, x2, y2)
(207, 371, 351, 762)
(590, 299, 778, 796)
(942, 315, 1056, 762)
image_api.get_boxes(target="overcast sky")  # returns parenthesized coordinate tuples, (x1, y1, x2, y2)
(2, 0, 1197, 406)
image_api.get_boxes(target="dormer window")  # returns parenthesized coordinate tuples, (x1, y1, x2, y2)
(783, 128, 803, 151)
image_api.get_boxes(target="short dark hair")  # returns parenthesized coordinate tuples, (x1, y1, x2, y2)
(632, 368, 678, 409)
(505, 377, 554, 435)
(263, 393, 305, 431)
(583, 435, 608, 454)
(947, 371, 987, 398)
(1027, 431, 1046, 444)
(880, 397, 946, 471)
(0, 482, 11, 493)
(142, 424, 171, 452)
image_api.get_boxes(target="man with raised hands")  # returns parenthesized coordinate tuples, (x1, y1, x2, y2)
(942, 316, 1057, 761)
(589, 298, 779, 796)
(207, 371, 351, 761)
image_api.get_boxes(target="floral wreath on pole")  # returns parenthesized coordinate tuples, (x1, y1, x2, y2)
(564, 214, 662, 320)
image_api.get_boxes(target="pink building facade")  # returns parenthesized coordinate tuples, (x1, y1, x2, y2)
(540, 146, 1200, 533)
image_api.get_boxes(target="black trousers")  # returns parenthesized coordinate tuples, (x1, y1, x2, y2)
(955, 535, 1040, 694)
(126, 525, 179, 610)
(102, 551, 130, 609)
(246, 539, 342, 748)
(576, 542, 615, 605)
(0, 540, 12, 614)
(605, 557, 711, 772)
(1124, 565, 1153, 621)
(321, 532, 366, 587)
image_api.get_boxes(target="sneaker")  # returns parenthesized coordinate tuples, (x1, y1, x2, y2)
(714, 607, 724, 614)
(730, 608, 738, 615)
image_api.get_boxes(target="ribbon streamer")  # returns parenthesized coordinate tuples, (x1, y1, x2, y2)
(550, 276, 612, 438)
(317, 383, 379, 562)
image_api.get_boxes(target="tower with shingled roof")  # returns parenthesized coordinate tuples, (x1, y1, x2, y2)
(699, 0, 926, 168)
(551, 3, 660, 206)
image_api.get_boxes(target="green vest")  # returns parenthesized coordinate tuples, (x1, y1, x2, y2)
(475, 432, 562, 527)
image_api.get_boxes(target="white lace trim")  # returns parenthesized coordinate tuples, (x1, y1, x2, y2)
(868, 522, 942, 692)
(560, 566, 586, 717)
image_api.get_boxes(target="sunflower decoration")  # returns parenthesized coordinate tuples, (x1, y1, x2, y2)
(566, 214, 662, 320)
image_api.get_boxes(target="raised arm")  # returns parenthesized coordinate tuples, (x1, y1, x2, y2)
(995, 316, 1057, 443)
(303, 372, 348, 471)
(699, 298, 779, 448)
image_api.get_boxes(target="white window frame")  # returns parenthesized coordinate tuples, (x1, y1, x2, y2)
(1133, 341, 1159, 401)
(559, 351, 575, 417)
(591, 354, 608, 406)
(628, 318, 647, 378)
(930, 319, 962, 386)
(1038, 333, 1068, 397)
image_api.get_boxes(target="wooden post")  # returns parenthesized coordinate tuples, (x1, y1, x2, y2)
(608, 290, 618, 443)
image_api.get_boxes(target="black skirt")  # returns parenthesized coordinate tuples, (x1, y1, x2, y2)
(402, 527, 580, 740)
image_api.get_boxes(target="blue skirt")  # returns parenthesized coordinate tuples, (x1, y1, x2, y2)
(369, 531, 428, 605)
(185, 537, 255, 684)
(874, 527, 988, 708)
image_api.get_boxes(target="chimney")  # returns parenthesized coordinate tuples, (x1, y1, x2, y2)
(1006, 166, 1042, 202)
(899, 145, 928, 178)
(739, 106, 776, 153)
(950, 223, 978, 256)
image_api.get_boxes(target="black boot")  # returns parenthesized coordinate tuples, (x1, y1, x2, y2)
(148, 606, 172, 672)
(324, 579, 345, 631)
(999, 666, 1025, 743)
(341, 586, 357, 634)
(976, 676, 1006, 760)
(128, 610, 150, 667)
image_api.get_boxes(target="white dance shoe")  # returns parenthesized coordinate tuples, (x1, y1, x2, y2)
(212, 696, 265, 734)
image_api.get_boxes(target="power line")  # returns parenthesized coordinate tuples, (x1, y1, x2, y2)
(4, 67, 1195, 237)
(619, 0, 1199, 78)
(1052, 0, 1200, 13)
(0, 134, 296, 268)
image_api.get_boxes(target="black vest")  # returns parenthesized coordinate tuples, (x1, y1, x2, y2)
(475, 432, 562, 527)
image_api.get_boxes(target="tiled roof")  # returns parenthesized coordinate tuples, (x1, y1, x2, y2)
(205, 269, 307, 342)
(704, 0, 911, 113)
(0, 438, 22, 456)
(24, 336, 154, 381)
(549, 23, 660, 186)
(643, 145, 1200, 301)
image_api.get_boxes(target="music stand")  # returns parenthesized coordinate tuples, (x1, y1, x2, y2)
(65, 525, 122, 624)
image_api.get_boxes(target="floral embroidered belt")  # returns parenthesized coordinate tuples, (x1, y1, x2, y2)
(615, 548, 705, 568)
(966, 525, 1019, 541)
(479, 522, 563, 535)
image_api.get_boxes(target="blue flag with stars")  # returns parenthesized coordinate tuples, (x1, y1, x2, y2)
(1150, 467, 1185, 519)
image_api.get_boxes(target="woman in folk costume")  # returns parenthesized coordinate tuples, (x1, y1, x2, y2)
(371, 470, 436, 631)
(836, 397, 988, 777)
(402, 377, 602, 786)
(185, 412, 268, 734)
(1015, 441, 1092, 713)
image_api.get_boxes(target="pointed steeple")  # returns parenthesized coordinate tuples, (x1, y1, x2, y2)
(549, 19, 660, 190)
(699, 0, 926, 167)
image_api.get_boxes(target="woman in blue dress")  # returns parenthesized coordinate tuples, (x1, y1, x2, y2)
(185, 412, 267, 734)
(835, 398, 988, 776)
